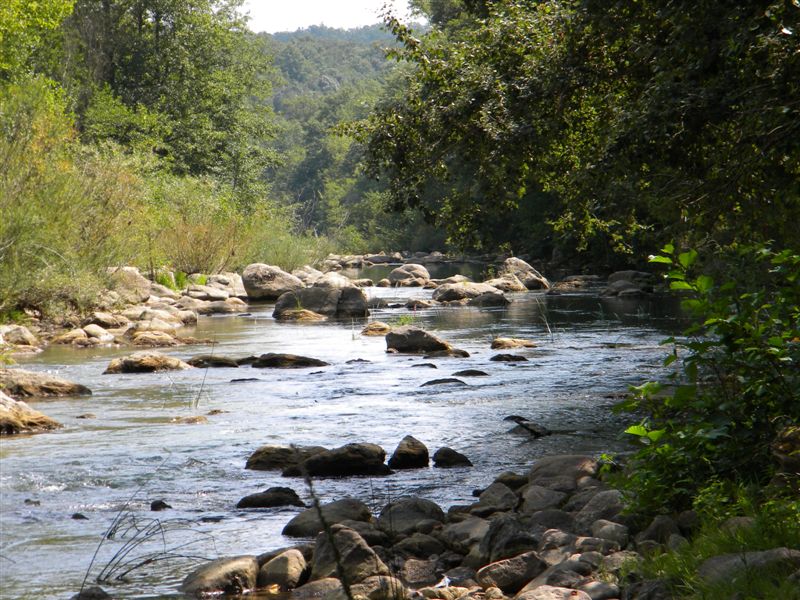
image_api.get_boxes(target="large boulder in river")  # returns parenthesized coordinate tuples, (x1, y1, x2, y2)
(179, 556, 259, 596)
(0, 391, 61, 434)
(103, 351, 193, 374)
(388, 264, 430, 287)
(386, 326, 450, 354)
(282, 498, 373, 537)
(500, 257, 550, 290)
(432, 282, 499, 302)
(242, 263, 303, 300)
(273, 287, 369, 319)
(292, 265, 324, 285)
(0, 368, 91, 398)
(298, 443, 390, 477)
(258, 549, 308, 591)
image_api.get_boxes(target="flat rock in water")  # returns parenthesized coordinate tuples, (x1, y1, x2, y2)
(420, 378, 467, 387)
(104, 351, 192, 374)
(453, 369, 489, 377)
(0, 368, 92, 398)
(0, 391, 61, 435)
(187, 355, 240, 368)
(242, 263, 303, 300)
(361, 321, 392, 336)
(490, 354, 529, 362)
(491, 337, 536, 349)
(245, 445, 327, 471)
(250, 353, 330, 369)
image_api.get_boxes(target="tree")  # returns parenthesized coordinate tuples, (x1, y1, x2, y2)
(358, 1, 800, 262)
(58, 0, 276, 205)
(0, 0, 74, 80)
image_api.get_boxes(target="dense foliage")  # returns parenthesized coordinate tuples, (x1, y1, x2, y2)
(358, 1, 800, 261)
(617, 244, 800, 513)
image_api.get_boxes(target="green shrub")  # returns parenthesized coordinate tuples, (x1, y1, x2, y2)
(0, 77, 141, 319)
(614, 244, 800, 514)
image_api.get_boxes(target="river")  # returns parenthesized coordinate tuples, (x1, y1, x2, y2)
(0, 272, 682, 599)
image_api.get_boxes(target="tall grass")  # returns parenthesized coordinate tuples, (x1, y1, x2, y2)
(0, 78, 140, 318)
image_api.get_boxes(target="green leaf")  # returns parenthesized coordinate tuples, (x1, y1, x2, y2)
(678, 250, 698, 269)
(624, 424, 649, 437)
(695, 275, 713, 293)
(649, 255, 673, 265)
(670, 281, 693, 291)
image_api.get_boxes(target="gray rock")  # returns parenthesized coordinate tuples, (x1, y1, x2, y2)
(388, 264, 430, 286)
(0, 392, 61, 435)
(388, 435, 430, 470)
(386, 326, 451, 354)
(257, 548, 308, 590)
(293, 577, 344, 600)
(282, 498, 372, 538)
(432, 282, 499, 302)
(187, 283, 229, 301)
(187, 355, 240, 368)
(378, 497, 445, 536)
(242, 263, 303, 300)
(573, 490, 624, 534)
(245, 445, 327, 471)
(312, 271, 356, 289)
(0, 325, 38, 346)
(310, 524, 391, 583)
(300, 443, 389, 477)
(483, 273, 528, 292)
(519, 485, 567, 513)
(478, 514, 539, 564)
(637, 515, 680, 544)
(103, 351, 192, 374)
(351, 575, 408, 600)
(393, 533, 445, 558)
(468, 291, 510, 307)
(339, 519, 390, 547)
(273, 287, 369, 318)
(697, 547, 800, 584)
(527, 509, 576, 534)
(528, 455, 598, 485)
(438, 517, 490, 554)
(250, 353, 330, 369)
(236, 486, 305, 509)
(432, 447, 473, 468)
(471, 482, 518, 515)
(179, 555, 259, 596)
(517, 585, 591, 600)
(0, 368, 92, 398)
(108, 266, 152, 304)
(578, 579, 619, 600)
(591, 519, 629, 547)
(401, 557, 440, 588)
(476, 550, 547, 594)
(499, 257, 550, 290)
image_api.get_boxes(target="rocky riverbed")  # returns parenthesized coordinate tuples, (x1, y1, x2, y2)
(1, 255, 687, 599)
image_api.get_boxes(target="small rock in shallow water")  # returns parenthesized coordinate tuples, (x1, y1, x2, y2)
(150, 499, 172, 511)
(420, 378, 467, 387)
(70, 585, 111, 599)
(71, 513, 88, 520)
(490, 354, 528, 362)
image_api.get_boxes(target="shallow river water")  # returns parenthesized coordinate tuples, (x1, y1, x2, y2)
(0, 275, 682, 599)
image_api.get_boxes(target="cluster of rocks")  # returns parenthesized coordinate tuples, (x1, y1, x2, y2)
(244, 437, 471, 480)
(321, 251, 456, 271)
(180, 453, 733, 600)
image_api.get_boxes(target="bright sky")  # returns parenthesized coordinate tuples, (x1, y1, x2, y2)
(241, 0, 416, 34)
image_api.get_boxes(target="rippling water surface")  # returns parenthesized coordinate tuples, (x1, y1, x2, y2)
(0, 279, 682, 599)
